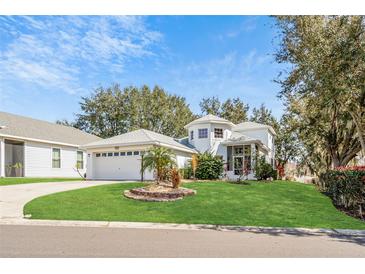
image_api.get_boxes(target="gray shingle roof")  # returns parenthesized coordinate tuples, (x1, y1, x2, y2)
(83, 129, 197, 153)
(0, 111, 101, 146)
(184, 114, 234, 128)
(233, 121, 276, 136)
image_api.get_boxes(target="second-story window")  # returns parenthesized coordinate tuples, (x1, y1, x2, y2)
(190, 130, 194, 140)
(214, 128, 223, 138)
(198, 128, 208, 139)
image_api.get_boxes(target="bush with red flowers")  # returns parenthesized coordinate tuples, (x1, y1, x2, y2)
(320, 167, 365, 219)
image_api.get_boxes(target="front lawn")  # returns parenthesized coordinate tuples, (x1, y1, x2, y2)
(24, 181, 365, 229)
(0, 177, 83, 186)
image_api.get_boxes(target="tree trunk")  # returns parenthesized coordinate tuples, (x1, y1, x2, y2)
(349, 110, 365, 157)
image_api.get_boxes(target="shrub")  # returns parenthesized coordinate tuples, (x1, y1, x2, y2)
(195, 152, 223, 180)
(271, 169, 278, 180)
(320, 168, 365, 218)
(254, 156, 275, 180)
(179, 165, 193, 179)
(170, 168, 182, 188)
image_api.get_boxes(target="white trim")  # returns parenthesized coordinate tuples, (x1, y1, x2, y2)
(0, 133, 81, 148)
(83, 140, 196, 154)
(184, 120, 234, 129)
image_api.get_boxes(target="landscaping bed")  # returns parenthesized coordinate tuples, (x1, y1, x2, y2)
(124, 183, 196, 201)
(23, 181, 365, 229)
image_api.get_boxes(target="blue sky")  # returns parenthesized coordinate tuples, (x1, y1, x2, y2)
(0, 16, 285, 122)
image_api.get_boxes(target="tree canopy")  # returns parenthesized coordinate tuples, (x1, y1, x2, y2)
(275, 15, 364, 173)
(70, 84, 196, 138)
(199, 96, 249, 124)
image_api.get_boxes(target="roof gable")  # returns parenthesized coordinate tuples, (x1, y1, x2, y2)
(0, 111, 101, 146)
(233, 121, 276, 136)
(83, 129, 197, 153)
(184, 114, 234, 128)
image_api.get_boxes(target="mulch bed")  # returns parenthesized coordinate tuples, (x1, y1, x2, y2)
(124, 182, 196, 202)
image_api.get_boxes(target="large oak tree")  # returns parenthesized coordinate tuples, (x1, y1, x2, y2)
(275, 16, 364, 172)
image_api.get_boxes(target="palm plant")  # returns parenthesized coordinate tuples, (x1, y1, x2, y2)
(141, 146, 176, 183)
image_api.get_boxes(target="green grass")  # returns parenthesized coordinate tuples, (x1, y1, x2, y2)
(0, 177, 83, 186)
(24, 181, 365, 229)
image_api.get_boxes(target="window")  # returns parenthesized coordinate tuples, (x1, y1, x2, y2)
(77, 151, 84, 169)
(214, 128, 223, 138)
(52, 148, 61, 168)
(107, 152, 113, 157)
(227, 146, 232, 171)
(127, 151, 133, 156)
(190, 130, 194, 140)
(133, 151, 139, 155)
(234, 147, 243, 155)
(120, 152, 126, 156)
(114, 152, 119, 156)
(102, 153, 107, 157)
(198, 128, 208, 138)
(96, 153, 101, 157)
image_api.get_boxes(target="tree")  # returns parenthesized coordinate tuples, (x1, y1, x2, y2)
(274, 16, 364, 171)
(250, 103, 279, 131)
(199, 96, 249, 124)
(56, 119, 77, 127)
(220, 98, 249, 124)
(141, 146, 176, 183)
(274, 113, 300, 177)
(71, 84, 196, 138)
(199, 96, 221, 116)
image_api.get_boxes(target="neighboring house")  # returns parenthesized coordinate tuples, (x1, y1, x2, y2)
(0, 111, 101, 178)
(83, 114, 275, 180)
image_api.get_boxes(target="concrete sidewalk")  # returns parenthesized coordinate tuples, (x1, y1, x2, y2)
(1, 218, 364, 237)
(0, 181, 124, 219)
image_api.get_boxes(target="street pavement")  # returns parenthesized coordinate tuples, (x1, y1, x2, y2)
(1, 224, 364, 257)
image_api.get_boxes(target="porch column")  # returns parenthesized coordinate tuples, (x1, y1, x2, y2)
(86, 151, 93, 180)
(250, 143, 256, 174)
(0, 138, 4, 177)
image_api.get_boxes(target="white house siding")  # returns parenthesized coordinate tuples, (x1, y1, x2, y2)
(187, 123, 212, 153)
(0, 138, 5, 177)
(175, 151, 192, 168)
(24, 141, 86, 178)
(187, 123, 232, 154)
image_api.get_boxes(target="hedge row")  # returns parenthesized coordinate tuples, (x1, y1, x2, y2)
(320, 167, 365, 218)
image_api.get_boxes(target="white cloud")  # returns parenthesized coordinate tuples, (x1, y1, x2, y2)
(218, 16, 258, 40)
(0, 16, 163, 95)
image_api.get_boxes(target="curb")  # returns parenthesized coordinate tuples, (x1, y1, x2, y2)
(0, 218, 364, 236)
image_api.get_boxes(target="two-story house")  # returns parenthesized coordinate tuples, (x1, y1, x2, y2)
(184, 114, 276, 180)
(83, 114, 276, 180)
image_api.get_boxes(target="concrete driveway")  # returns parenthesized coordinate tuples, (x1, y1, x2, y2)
(0, 180, 124, 219)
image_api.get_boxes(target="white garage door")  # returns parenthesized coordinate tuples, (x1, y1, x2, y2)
(93, 151, 153, 180)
